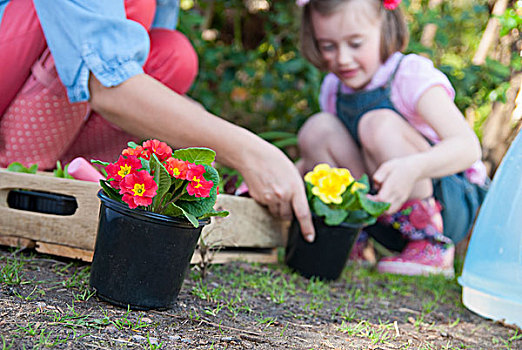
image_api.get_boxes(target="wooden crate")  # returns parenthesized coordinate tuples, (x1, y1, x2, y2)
(0, 169, 287, 264)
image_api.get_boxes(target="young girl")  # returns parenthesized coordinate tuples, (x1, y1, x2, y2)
(296, 0, 488, 277)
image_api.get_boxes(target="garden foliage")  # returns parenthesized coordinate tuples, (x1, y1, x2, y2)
(179, 0, 520, 148)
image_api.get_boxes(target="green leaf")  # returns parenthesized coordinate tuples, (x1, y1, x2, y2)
(340, 190, 357, 210)
(127, 141, 140, 149)
(312, 197, 347, 226)
(99, 181, 122, 202)
(199, 209, 229, 219)
(179, 193, 199, 201)
(163, 192, 173, 203)
(27, 164, 38, 174)
(140, 158, 150, 172)
(53, 160, 64, 178)
(7, 162, 38, 174)
(272, 137, 297, 149)
(162, 202, 183, 217)
(62, 164, 75, 179)
(168, 203, 199, 228)
(182, 211, 199, 228)
(7, 162, 26, 172)
(344, 210, 376, 226)
(91, 160, 111, 167)
(173, 148, 216, 165)
(356, 192, 390, 217)
(176, 165, 219, 218)
(356, 174, 370, 194)
(53, 168, 64, 178)
(150, 154, 171, 211)
(257, 131, 297, 140)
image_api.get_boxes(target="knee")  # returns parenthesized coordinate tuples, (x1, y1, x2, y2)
(146, 29, 199, 94)
(297, 112, 338, 154)
(358, 109, 401, 152)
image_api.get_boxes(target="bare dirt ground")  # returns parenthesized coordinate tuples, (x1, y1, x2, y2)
(1, 246, 520, 350)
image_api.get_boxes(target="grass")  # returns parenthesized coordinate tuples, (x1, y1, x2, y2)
(1, 247, 520, 349)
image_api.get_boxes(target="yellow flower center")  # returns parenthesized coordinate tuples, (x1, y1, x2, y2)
(132, 183, 146, 196)
(118, 164, 132, 178)
(172, 168, 180, 176)
(192, 176, 202, 188)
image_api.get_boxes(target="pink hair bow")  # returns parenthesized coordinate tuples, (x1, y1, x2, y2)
(296, 0, 310, 7)
(383, 0, 401, 10)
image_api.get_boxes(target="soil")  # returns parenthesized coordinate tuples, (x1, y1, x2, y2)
(0, 246, 520, 350)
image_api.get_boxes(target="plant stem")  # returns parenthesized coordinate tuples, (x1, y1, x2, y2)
(158, 184, 188, 213)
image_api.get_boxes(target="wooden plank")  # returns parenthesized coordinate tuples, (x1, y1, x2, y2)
(35, 242, 94, 262)
(26, 241, 278, 265)
(0, 170, 100, 250)
(0, 235, 35, 249)
(191, 248, 278, 265)
(201, 195, 286, 247)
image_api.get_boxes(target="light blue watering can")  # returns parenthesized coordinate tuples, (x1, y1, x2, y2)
(459, 130, 522, 328)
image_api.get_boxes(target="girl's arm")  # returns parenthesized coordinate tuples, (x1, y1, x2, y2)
(372, 85, 481, 212)
(401, 85, 481, 179)
(88, 73, 316, 241)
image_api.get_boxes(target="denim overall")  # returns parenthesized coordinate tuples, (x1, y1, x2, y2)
(336, 58, 403, 147)
(335, 57, 487, 245)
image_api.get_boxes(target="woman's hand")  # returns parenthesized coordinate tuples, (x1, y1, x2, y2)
(238, 142, 316, 242)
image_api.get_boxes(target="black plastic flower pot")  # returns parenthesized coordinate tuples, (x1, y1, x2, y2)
(89, 190, 210, 310)
(285, 215, 363, 281)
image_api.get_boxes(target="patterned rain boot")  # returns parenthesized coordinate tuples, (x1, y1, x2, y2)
(376, 198, 455, 278)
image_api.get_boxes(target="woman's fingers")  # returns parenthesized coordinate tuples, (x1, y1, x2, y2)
(291, 187, 314, 242)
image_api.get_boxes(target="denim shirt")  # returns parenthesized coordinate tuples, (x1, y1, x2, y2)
(0, 0, 180, 103)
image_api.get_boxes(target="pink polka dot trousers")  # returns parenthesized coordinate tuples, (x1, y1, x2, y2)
(0, 0, 198, 170)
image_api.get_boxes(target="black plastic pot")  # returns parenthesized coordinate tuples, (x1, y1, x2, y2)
(7, 189, 77, 215)
(285, 216, 362, 281)
(89, 190, 209, 310)
(365, 223, 407, 252)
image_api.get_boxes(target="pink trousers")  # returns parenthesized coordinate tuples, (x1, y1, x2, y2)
(0, 0, 198, 170)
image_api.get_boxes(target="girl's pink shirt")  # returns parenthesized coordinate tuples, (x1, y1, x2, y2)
(319, 52, 487, 185)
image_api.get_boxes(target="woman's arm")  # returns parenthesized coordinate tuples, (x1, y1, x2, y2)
(89, 73, 315, 241)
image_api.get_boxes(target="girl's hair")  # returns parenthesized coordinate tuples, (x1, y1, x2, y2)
(300, 0, 409, 70)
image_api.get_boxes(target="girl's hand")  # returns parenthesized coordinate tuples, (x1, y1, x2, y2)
(369, 157, 422, 213)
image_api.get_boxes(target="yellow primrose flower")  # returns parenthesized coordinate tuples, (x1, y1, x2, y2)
(304, 163, 332, 186)
(331, 167, 355, 187)
(311, 172, 348, 204)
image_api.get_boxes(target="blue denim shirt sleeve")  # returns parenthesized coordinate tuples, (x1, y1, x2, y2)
(152, 0, 179, 29)
(32, 0, 150, 103)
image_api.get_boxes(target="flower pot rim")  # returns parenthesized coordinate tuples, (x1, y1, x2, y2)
(97, 189, 210, 227)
